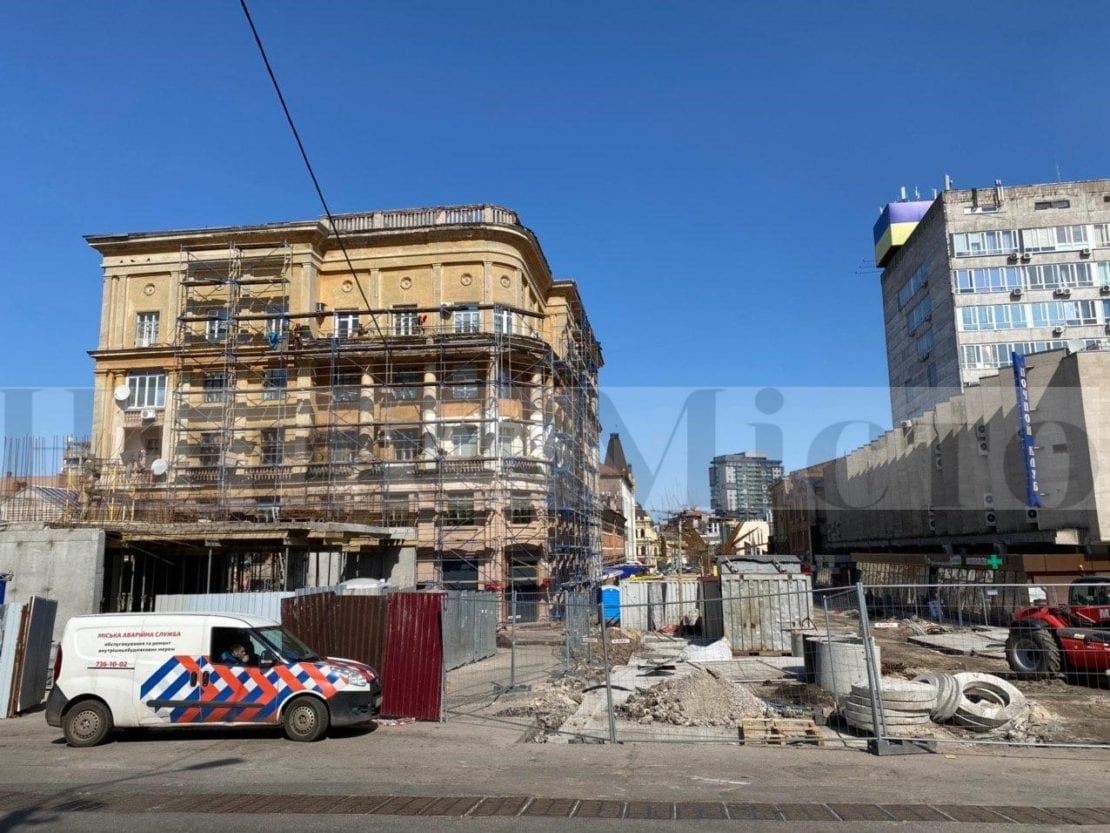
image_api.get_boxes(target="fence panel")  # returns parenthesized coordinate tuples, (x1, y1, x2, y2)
(156, 591, 293, 621)
(331, 595, 389, 671)
(280, 592, 338, 654)
(14, 597, 56, 714)
(859, 581, 1110, 751)
(381, 592, 444, 721)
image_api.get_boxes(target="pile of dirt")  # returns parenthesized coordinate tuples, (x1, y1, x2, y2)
(617, 666, 769, 727)
(603, 627, 643, 667)
(495, 678, 585, 736)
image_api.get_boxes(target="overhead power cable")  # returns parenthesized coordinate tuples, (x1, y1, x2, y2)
(238, 0, 390, 350)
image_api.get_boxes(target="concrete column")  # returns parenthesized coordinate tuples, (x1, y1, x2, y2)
(422, 365, 438, 458)
(528, 370, 544, 458)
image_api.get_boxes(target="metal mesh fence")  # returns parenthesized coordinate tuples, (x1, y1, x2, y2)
(440, 579, 1109, 751)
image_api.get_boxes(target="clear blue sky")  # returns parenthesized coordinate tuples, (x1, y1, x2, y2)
(2, 1, 1108, 501)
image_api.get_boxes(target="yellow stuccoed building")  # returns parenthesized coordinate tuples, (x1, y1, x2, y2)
(85, 205, 602, 607)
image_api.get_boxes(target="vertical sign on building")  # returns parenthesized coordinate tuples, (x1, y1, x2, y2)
(1011, 352, 1042, 508)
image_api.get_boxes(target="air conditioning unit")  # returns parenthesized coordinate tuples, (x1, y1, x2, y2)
(1007, 251, 1020, 263)
(1053, 287, 1072, 297)
(927, 517, 937, 533)
(1080, 247, 1092, 257)
(984, 510, 998, 528)
(1053, 326, 1066, 336)
(1020, 252, 1032, 262)
(977, 439, 990, 456)
(1010, 286, 1023, 298)
(983, 493, 995, 508)
(1026, 508, 1041, 527)
(314, 302, 328, 314)
(1104, 323, 1110, 335)
(975, 422, 988, 438)
(1100, 285, 1110, 294)
(140, 409, 157, 421)
(901, 419, 914, 431)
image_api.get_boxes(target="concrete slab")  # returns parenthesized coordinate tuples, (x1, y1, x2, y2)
(907, 628, 1009, 659)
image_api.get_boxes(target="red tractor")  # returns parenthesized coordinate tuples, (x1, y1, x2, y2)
(1005, 576, 1110, 680)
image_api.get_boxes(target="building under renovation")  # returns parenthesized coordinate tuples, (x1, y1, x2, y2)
(72, 205, 602, 608)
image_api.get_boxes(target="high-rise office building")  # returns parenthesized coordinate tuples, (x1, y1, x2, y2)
(708, 452, 782, 521)
(875, 178, 1110, 423)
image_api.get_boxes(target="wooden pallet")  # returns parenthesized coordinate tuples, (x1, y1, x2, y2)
(741, 718, 823, 746)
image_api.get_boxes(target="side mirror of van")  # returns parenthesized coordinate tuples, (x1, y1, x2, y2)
(259, 649, 276, 668)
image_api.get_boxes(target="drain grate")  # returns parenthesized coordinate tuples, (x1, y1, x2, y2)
(5, 790, 1109, 824)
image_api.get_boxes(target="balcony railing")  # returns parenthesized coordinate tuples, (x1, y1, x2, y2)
(329, 204, 519, 234)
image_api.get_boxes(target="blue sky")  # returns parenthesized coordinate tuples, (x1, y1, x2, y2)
(2, 1, 1108, 505)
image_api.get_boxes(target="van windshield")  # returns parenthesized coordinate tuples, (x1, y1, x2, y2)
(253, 626, 320, 662)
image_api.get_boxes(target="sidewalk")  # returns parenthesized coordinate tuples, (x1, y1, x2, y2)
(1, 709, 1108, 811)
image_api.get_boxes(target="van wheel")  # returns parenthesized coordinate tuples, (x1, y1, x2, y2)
(282, 696, 329, 742)
(63, 699, 113, 747)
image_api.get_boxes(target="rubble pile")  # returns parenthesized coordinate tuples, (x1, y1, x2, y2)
(617, 667, 768, 727)
(496, 679, 585, 735)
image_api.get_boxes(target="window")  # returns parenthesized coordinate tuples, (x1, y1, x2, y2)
(335, 310, 359, 340)
(906, 296, 932, 332)
(392, 305, 421, 336)
(916, 329, 934, 361)
(265, 302, 288, 338)
(263, 367, 287, 400)
(499, 424, 525, 458)
(1021, 224, 1088, 253)
(1031, 300, 1096, 327)
(509, 492, 535, 524)
(494, 306, 514, 335)
(144, 437, 162, 458)
(383, 493, 412, 525)
(449, 368, 479, 400)
(198, 432, 221, 466)
(1034, 199, 1071, 210)
(897, 264, 928, 307)
(959, 303, 1028, 332)
(329, 435, 357, 463)
(951, 230, 1016, 257)
(955, 266, 1021, 294)
(449, 424, 479, 457)
(1025, 262, 1092, 290)
(260, 429, 284, 465)
(391, 369, 422, 401)
(453, 305, 480, 334)
(333, 369, 361, 402)
(926, 363, 938, 387)
(392, 428, 421, 461)
(1098, 262, 1110, 288)
(127, 371, 166, 409)
(206, 310, 229, 342)
(1095, 224, 1110, 248)
(203, 372, 227, 404)
(959, 341, 1069, 370)
(135, 312, 160, 347)
(444, 492, 476, 526)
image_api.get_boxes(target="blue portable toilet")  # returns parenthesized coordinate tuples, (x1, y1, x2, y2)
(600, 585, 621, 625)
(0, 573, 8, 604)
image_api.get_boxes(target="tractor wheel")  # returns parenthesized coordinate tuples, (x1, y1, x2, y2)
(1005, 628, 1062, 679)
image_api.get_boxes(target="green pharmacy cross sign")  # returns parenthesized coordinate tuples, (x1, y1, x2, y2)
(987, 554, 1003, 571)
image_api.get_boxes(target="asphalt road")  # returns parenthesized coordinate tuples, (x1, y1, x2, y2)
(1, 710, 1108, 832)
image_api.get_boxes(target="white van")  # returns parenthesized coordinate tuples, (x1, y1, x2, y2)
(46, 612, 382, 746)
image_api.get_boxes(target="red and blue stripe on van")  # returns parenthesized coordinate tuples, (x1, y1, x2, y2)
(140, 655, 341, 723)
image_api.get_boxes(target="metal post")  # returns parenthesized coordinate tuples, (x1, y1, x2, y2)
(855, 582, 886, 746)
(599, 601, 617, 744)
(509, 589, 517, 690)
(822, 594, 839, 700)
(206, 547, 213, 593)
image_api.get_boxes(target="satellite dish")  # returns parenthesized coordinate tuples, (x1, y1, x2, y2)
(113, 384, 131, 402)
(150, 459, 168, 476)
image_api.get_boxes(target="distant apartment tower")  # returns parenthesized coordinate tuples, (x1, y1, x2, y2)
(708, 452, 782, 521)
(874, 178, 1110, 423)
